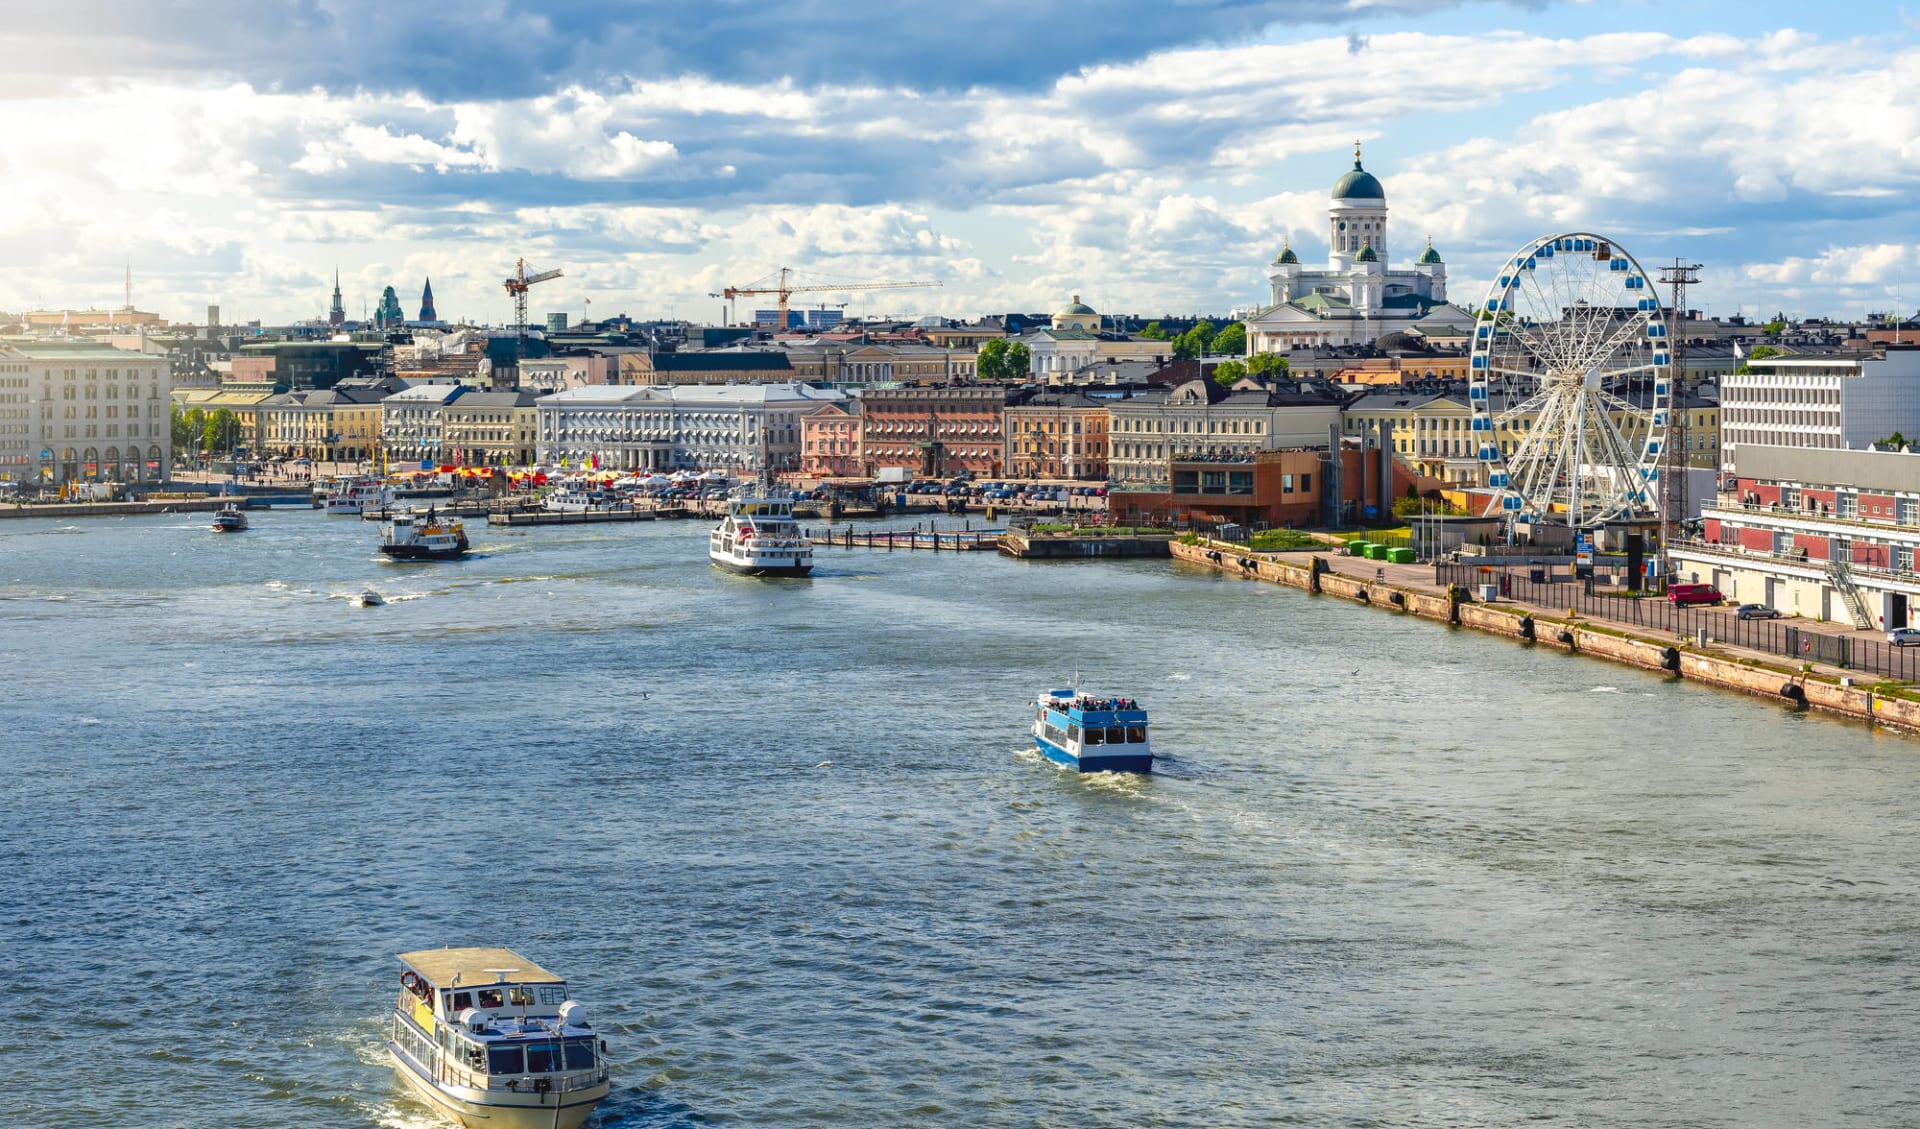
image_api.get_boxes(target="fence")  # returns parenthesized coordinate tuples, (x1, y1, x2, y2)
(1434, 563, 1920, 682)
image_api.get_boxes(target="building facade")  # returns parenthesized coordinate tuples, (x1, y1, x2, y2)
(785, 343, 976, 387)
(0, 341, 171, 485)
(1720, 348, 1920, 467)
(257, 382, 395, 463)
(1107, 376, 1349, 488)
(380, 383, 467, 466)
(537, 382, 848, 472)
(617, 351, 795, 386)
(799, 403, 863, 478)
(442, 390, 541, 466)
(1003, 390, 1111, 480)
(858, 385, 1011, 478)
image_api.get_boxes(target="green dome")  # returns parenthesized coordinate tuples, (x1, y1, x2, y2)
(1332, 159, 1385, 201)
(1274, 242, 1299, 265)
(1057, 294, 1096, 316)
(1417, 239, 1443, 265)
(1355, 239, 1378, 263)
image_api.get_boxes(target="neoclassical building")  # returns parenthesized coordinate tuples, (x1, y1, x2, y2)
(1243, 146, 1473, 352)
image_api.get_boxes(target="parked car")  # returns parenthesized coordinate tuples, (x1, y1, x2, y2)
(1891, 627, 1920, 647)
(1735, 603, 1782, 620)
(1667, 583, 1724, 607)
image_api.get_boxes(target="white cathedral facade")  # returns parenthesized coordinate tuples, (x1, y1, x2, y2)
(1243, 146, 1473, 353)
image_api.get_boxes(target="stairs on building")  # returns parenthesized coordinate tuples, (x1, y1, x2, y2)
(1827, 558, 1875, 629)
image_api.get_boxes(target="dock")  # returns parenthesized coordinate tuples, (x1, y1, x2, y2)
(489, 507, 658, 526)
(815, 524, 1003, 551)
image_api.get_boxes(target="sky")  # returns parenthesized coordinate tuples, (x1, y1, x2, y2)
(5, 0, 1920, 329)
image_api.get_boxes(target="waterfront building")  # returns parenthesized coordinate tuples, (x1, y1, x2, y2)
(1010, 297, 1172, 380)
(380, 383, 467, 466)
(1719, 347, 1920, 468)
(172, 387, 274, 458)
(1107, 375, 1349, 489)
(1679, 443, 1920, 627)
(536, 382, 847, 472)
(1003, 390, 1111, 481)
(236, 340, 388, 391)
(1242, 147, 1472, 351)
(799, 402, 863, 478)
(0, 340, 171, 485)
(858, 385, 1013, 478)
(257, 379, 399, 463)
(1107, 442, 1432, 529)
(617, 350, 794, 386)
(442, 390, 541, 466)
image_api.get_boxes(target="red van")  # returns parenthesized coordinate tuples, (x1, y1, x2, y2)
(1668, 583, 1724, 606)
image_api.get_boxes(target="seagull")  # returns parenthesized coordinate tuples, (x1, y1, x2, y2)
(813, 760, 833, 768)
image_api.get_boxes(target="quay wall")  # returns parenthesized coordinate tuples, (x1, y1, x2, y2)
(998, 529, 1172, 559)
(1168, 539, 1920, 735)
(0, 497, 237, 519)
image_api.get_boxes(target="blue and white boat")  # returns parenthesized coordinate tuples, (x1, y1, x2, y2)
(1031, 688, 1153, 773)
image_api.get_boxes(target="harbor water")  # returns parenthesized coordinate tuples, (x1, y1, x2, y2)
(3, 510, 1918, 1128)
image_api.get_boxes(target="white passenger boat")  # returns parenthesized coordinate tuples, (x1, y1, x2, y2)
(211, 503, 248, 532)
(325, 477, 394, 515)
(387, 947, 611, 1129)
(709, 478, 813, 577)
(379, 507, 470, 560)
(543, 485, 622, 513)
(1032, 687, 1154, 773)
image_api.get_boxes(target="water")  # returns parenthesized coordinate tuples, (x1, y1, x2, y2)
(3, 510, 1918, 1128)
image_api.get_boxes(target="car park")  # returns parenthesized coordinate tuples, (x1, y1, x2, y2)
(1735, 603, 1781, 620)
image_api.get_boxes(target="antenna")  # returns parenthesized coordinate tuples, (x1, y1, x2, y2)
(1658, 258, 1703, 566)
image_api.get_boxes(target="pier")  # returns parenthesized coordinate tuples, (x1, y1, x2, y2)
(816, 524, 1002, 551)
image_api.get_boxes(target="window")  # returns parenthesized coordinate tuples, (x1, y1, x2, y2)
(487, 1045, 524, 1074)
(525, 1042, 560, 1073)
(477, 988, 504, 1009)
(565, 1038, 596, 1070)
(1126, 725, 1147, 743)
(1085, 728, 1105, 746)
(451, 991, 473, 1012)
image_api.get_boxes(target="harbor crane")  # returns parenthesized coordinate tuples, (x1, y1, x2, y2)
(504, 258, 563, 335)
(711, 268, 941, 329)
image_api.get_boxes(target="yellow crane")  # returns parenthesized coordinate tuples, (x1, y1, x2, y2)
(712, 268, 941, 330)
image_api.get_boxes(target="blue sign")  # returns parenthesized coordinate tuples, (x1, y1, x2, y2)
(38, 449, 51, 461)
(421, 460, 434, 470)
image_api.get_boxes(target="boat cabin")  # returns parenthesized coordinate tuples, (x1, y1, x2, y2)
(392, 947, 604, 1090)
(1036, 691, 1150, 750)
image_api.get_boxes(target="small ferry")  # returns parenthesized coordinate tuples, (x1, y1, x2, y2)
(379, 507, 470, 561)
(211, 503, 248, 532)
(544, 485, 622, 513)
(387, 946, 611, 1129)
(325, 477, 394, 516)
(709, 479, 813, 577)
(1032, 688, 1153, 773)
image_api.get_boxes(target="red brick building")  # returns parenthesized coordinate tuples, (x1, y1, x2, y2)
(860, 385, 1010, 478)
(799, 403, 863, 478)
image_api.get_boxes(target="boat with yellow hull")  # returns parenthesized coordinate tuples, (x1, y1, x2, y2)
(386, 947, 610, 1129)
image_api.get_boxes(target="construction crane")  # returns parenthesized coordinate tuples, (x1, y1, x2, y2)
(711, 268, 941, 330)
(504, 258, 563, 336)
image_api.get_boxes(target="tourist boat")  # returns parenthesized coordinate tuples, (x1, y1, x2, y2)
(325, 476, 394, 516)
(387, 947, 611, 1129)
(709, 478, 813, 577)
(543, 485, 622, 513)
(210, 504, 248, 532)
(379, 508, 470, 561)
(1031, 688, 1153, 773)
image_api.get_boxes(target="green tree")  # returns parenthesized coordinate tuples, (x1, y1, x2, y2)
(1191, 320, 1217, 351)
(1212, 359, 1248, 385)
(1005, 342, 1032, 378)
(1883, 431, 1909, 450)
(1734, 344, 1780, 375)
(169, 403, 194, 452)
(1763, 319, 1786, 337)
(1211, 322, 1246, 356)
(203, 408, 239, 456)
(1172, 329, 1202, 361)
(976, 338, 1010, 381)
(1246, 352, 1289, 376)
(183, 407, 208, 454)
(1138, 321, 1169, 340)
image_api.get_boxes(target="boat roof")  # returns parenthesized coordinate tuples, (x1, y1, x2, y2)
(397, 947, 565, 987)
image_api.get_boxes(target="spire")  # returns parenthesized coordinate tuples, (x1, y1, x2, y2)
(419, 276, 438, 323)
(1354, 138, 1363, 168)
(328, 267, 346, 327)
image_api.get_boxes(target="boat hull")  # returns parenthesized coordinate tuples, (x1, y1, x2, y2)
(380, 539, 469, 561)
(388, 1045, 607, 1129)
(1035, 735, 1153, 774)
(710, 556, 812, 577)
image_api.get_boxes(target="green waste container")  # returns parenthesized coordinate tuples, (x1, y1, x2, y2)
(1389, 547, 1415, 565)
(1366, 544, 1389, 561)
(1348, 541, 1373, 557)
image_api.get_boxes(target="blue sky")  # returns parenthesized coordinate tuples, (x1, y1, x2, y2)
(3, 1, 1919, 327)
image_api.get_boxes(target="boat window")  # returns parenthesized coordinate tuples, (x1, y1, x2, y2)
(1126, 725, 1147, 743)
(487, 1045, 524, 1074)
(525, 1041, 560, 1073)
(540, 986, 567, 1006)
(1105, 727, 1125, 744)
(1067, 724, 1081, 742)
(477, 988, 504, 1009)
(1084, 728, 1104, 745)
(564, 1038, 596, 1070)
(451, 991, 472, 1012)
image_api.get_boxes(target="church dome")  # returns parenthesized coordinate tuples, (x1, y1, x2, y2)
(1417, 239, 1443, 265)
(1057, 294, 1096, 317)
(1332, 150, 1385, 201)
(1274, 241, 1299, 265)
(1355, 239, 1379, 263)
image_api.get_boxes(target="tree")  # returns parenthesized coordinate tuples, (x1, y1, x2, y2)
(976, 338, 1010, 381)
(1212, 322, 1247, 356)
(1005, 342, 1032, 378)
(169, 403, 194, 452)
(1212, 359, 1248, 386)
(1172, 329, 1202, 361)
(1190, 320, 1217, 351)
(203, 408, 239, 456)
(1247, 352, 1289, 376)
(183, 407, 208, 454)
(1734, 344, 1780, 375)
(1763, 319, 1786, 337)
(1138, 321, 1169, 340)
(1882, 431, 1909, 450)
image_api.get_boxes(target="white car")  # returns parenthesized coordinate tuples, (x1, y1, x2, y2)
(1890, 627, 1920, 647)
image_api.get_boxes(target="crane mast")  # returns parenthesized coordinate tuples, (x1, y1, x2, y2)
(504, 258, 564, 338)
(713, 268, 942, 329)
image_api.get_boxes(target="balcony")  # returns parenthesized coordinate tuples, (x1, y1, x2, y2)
(1673, 537, 1920, 587)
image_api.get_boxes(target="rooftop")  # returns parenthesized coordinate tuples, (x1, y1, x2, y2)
(397, 947, 564, 988)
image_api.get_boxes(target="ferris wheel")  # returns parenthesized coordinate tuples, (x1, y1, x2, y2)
(1468, 232, 1672, 532)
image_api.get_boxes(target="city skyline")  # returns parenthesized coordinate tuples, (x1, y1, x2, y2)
(5, 1, 1919, 326)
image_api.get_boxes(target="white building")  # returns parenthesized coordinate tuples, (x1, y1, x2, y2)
(1719, 347, 1920, 468)
(0, 340, 172, 486)
(1107, 376, 1349, 488)
(536, 382, 848, 472)
(380, 383, 467, 466)
(1243, 146, 1472, 352)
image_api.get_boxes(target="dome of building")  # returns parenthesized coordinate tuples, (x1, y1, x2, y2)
(1417, 239, 1443, 265)
(1354, 239, 1379, 263)
(1332, 144, 1385, 201)
(1274, 241, 1299, 265)
(1057, 295, 1096, 317)
(1050, 294, 1100, 333)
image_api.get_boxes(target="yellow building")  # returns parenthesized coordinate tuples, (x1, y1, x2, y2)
(256, 384, 395, 462)
(172, 387, 274, 457)
(441, 390, 541, 466)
